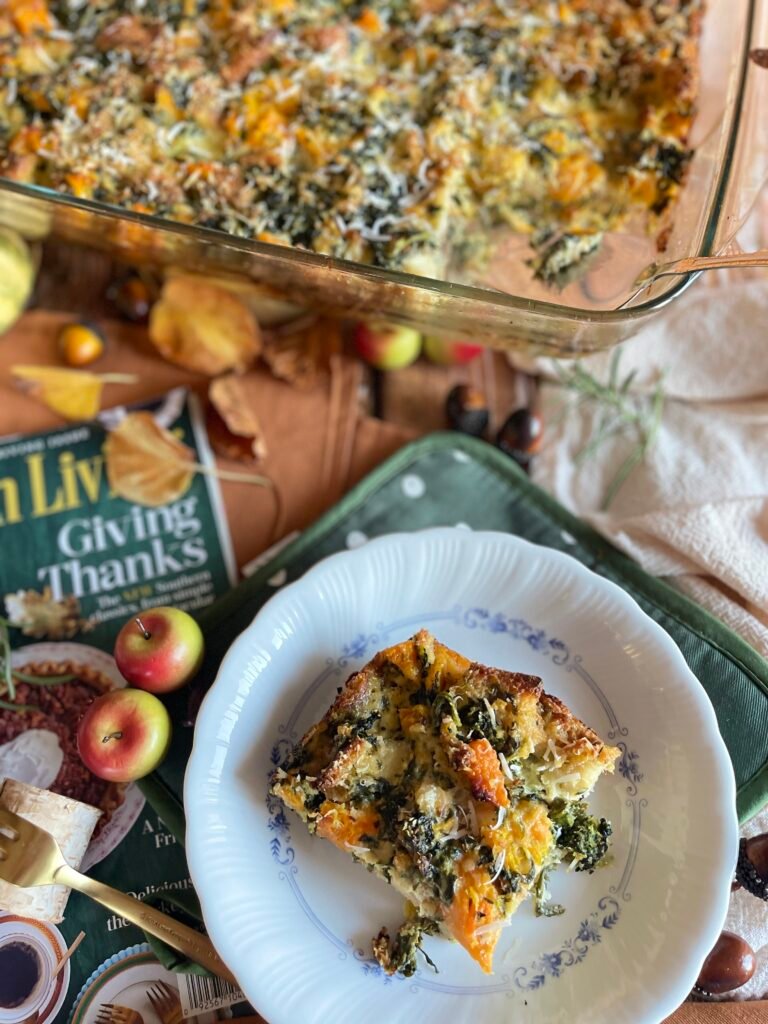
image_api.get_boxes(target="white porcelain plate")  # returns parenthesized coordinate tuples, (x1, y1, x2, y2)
(185, 529, 738, 1024)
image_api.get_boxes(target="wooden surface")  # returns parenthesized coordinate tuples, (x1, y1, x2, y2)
(3, 238, 527, 570)
(29, 240, 527, 439)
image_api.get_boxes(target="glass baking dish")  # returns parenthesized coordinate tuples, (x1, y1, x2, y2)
(0, 0, 766, 357)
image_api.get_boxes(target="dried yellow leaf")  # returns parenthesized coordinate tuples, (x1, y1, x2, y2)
(207, 374, 267, 462)
(11, 365, 136, 420)
(104, 411, 195, 506)
(262, 317, 342, 391)
(149, 275, 261, 375)
(165, 269, 305, 327)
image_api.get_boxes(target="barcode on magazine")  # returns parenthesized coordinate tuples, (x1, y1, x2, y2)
(177, 974, 245, 1017)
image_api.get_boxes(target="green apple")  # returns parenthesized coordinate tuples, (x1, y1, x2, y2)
(114, 606, 204, 693)
(77, 689, 171, 783)
(423, 335, 484, 365)
(353, 321, 422, 370)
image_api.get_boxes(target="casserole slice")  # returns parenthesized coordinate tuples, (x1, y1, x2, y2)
(271, 630, 619, 975)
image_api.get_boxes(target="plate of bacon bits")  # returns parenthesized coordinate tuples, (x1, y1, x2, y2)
(186, 529, 737, 1024)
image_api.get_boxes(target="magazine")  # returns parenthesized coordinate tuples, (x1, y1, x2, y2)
(0, 390, 252, 1023)
(0, 388, 235, 650)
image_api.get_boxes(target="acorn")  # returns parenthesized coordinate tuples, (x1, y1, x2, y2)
(58, 321, 106, 367)
(446, 384, 489, 437)
(109, 274, 152, 322)
(694, 930, 756, 996)
(734, 833, 768, 899)
(496, 407, 543, 471)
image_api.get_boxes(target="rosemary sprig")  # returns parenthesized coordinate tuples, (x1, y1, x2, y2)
(0, 618, 16, 702)
(554, 348, 665, 511)
(600, 381, 664, 511)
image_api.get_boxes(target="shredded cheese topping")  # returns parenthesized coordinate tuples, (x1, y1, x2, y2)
(0, 0, 700, 283)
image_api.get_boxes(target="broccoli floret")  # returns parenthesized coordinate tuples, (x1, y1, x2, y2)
(551, 801, 612, 873)
(432, 689, 462, 729)
(528, 232, 603, 288)
(398, 813, 437, 879)
(372, 915, 439, 977)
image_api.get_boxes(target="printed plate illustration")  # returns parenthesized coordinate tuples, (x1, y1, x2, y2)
(0, 912, 70, 1024)
(7, 642, 145, 869)
(69, 945, 223, 1024)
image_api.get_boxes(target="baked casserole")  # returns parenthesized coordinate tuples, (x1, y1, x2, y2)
(0, 0, 700, 284)
(271, 631, 619, 975)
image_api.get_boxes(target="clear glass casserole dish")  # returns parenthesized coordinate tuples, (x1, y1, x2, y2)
(0, 0, 766, 357)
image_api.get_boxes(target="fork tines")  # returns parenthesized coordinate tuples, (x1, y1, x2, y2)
(146, 981, 183, 1024)
(95, 1004, 140, 1024)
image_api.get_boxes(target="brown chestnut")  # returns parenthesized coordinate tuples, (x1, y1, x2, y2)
(695, 930, 756, 996)
(745, 833, 768, 878)
(496, 407, 543, 472)
(110, 274, 151, 322)
(735, 833, 768, 899)
(446, 385, 489, 438)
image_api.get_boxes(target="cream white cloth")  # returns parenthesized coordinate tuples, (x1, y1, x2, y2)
(531, 275, 768, 660)
(526, 265, 768, 997)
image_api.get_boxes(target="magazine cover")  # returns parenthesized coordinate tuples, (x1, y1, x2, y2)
(0, 390, 251, 1022)
(0, 387, 235, 651)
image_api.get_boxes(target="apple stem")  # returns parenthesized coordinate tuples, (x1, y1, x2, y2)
(135, 616, 151, 641)
(102, 730, 123, 744)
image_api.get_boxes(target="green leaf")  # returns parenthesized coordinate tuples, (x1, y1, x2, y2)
(619, 368, 638, 395)
(600, 443, 645, 511)
(574, 416, 623, 466)
(607, 347, 621, 392)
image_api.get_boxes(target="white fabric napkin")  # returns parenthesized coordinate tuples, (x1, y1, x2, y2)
(524, 239, 768, 995)
(530, 270, 768, 658)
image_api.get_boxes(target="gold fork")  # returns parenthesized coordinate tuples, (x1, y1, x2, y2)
(147, 981, 184, 1024)
(95, 1005, 145, 1024)
(0, 807, 237, 984)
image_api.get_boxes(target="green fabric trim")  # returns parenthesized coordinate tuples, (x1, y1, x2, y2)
(141, 888, 212, 976)
(148, 432, 768, 834)
(200, 433, 766, 689)
(137, 431, 768, 966)
(204, 433, 768, 821)
(137, 771, 187, 846)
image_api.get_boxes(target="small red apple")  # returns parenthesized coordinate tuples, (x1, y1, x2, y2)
(114, 607, 204, 693)
(423, 335, 483, 365)
(353, 321, 422, 370)
(77, 689, 172, 782)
